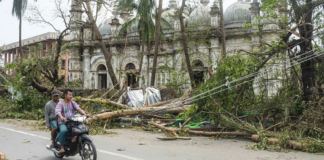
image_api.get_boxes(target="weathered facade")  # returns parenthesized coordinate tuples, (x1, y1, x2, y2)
(0, 32, 70, 83)
(69, 0, 287, 95)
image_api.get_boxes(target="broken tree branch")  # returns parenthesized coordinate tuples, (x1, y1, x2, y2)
(149, 122, 179, 137)
(99, 82, 120, 98)
(144, 99, 176, 108)
(187, 130, 252, 137)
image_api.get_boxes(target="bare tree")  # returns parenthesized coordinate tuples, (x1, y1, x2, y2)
(82, 0, 120, 90)
(219, 0, 226, 58)
(150, 0, 163, 86)
(179, 0, 195, 88)
(24, 0, 71, 92)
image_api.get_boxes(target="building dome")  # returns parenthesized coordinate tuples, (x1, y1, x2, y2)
(98, 5, 129, 38)
(224, 0, 252, 29)
(161, 9, 176, 29)
(99, 18, 112, 39)
(187, 0, 211, 26)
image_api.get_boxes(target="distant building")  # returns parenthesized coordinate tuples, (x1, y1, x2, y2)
(0, 55, 4, 68)
(0, 32, 69, 84)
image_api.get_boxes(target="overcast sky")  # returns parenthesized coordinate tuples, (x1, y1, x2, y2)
(0, 0, 236, 46)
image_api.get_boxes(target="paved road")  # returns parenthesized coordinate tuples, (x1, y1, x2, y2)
(0, 122, 323, 160)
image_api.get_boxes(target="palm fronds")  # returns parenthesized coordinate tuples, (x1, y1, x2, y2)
(12, 0, 28, 20)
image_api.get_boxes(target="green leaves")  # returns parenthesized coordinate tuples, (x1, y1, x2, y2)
(11, 0, 28, 20)
(96, 0, 103, 12)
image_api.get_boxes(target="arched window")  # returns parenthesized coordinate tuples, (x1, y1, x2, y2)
(125, 63, 136, 87)
(125, 63, 136, 70)
(192, 60, 205, 86)
(97, 64, 107, 71)
(192, 60, 204, 67)
(97, 65, 107, 89)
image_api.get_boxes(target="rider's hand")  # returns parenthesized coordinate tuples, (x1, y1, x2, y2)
(48, 127, 52, 131)
(61, 117, 67, 122)
(86, 113, 91, 117)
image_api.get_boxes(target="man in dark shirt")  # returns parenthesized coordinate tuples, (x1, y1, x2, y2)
(45, 89, 60, 148)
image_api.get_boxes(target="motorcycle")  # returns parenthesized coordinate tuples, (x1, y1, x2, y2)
(46, 114, 97, 160)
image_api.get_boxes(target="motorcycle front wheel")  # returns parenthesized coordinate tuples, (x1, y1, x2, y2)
(81, 140, 97, 160)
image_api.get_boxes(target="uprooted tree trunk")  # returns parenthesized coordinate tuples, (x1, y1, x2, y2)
(251, 134, 308, 150)
(83, 0, 120, 90)
(86, 105, 190, 123)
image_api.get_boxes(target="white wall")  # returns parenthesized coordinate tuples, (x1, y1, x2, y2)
(0, 54, 4, 67)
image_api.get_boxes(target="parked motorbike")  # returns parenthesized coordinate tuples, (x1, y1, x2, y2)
(46, 114, 97, 160)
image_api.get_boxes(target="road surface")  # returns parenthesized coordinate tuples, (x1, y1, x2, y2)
(0, 121, 323, 160)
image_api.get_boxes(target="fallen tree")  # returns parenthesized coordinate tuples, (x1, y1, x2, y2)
(76, 97, 183, 110)
(86, 105, 190, 123)
(148, 122, 252, 137)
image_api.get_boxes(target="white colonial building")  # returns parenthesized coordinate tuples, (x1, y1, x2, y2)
(68, 0, 287, 94)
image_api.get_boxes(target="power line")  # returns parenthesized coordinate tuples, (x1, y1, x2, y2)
(148, 50, 324, 114)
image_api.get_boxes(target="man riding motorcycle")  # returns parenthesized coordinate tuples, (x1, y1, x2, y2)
(55, 89, 89, 153)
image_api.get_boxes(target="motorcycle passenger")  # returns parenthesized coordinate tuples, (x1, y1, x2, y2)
(55, 89, 88, 153)
(44, 89, 61, 148)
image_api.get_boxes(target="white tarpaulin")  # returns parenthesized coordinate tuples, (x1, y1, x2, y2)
(117, 87, 161, 108)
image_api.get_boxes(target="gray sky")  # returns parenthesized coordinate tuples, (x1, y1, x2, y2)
(0, 0, 236, 46)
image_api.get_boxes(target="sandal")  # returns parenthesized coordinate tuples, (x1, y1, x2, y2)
(50, 144, 55, 148)
(59, 148, 65, 153)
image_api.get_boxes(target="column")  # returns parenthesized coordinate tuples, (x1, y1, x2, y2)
(10, 52, 13, 74)
(65, 52, 69, 85)
(140, 55, 148, 87)
(8, 52, 11, 75)
(250, 0, 260, 32)
(15, 48, 19, 60)
(209, 1, 221, 71)
(4, 53, 7, 74)
(160, 72, 162, 87)
(46, 42, 49, 56)
(69, 0, 83, 83)
(12, 51, 15, 74)
(52, 41, 56, 51)
(82, 48, 91, 89)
